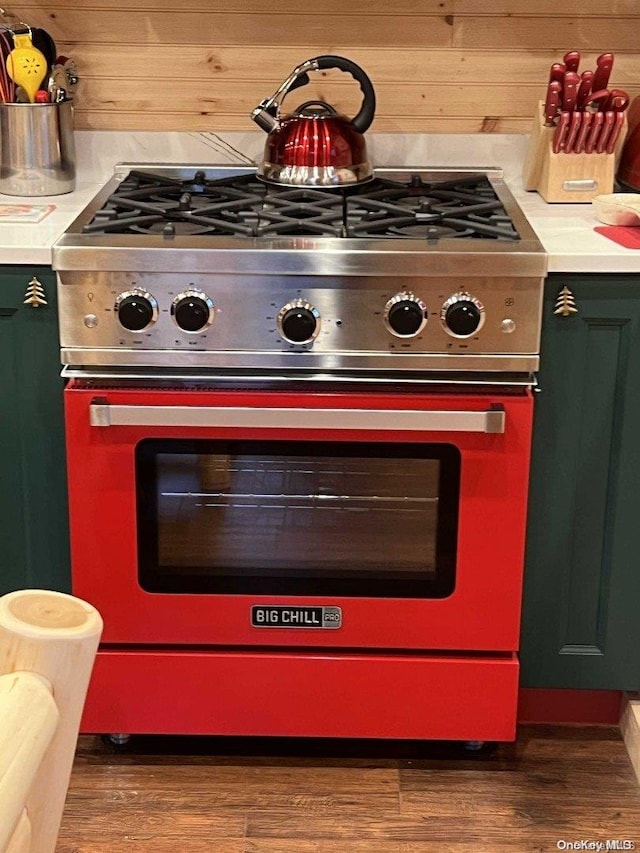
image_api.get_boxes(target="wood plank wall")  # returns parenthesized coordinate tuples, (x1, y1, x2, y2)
(7, 1, 640, 134)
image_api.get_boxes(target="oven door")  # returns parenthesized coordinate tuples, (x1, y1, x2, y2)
(64, 383, 533, 652)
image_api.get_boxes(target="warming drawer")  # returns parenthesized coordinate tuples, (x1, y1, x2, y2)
(81, 649, 519, 741)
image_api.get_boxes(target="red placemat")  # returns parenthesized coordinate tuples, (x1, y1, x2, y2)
(594, 225, 640, 249)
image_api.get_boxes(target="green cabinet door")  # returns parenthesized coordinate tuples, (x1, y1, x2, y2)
(0, 267, 70, 595)
(521, 274, 640, 690)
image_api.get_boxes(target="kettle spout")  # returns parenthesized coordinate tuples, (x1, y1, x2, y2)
(251, 101, 280, 133)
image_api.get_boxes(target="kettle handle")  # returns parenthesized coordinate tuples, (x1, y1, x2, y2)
(312, 55, 376, 134)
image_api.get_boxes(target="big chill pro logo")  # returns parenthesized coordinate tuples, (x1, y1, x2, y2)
(251, 606, 342, 629)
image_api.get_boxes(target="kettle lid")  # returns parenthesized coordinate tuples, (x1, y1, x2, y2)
(292, 100, 339, 118)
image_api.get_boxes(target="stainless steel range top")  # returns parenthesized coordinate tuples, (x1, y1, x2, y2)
(53, 164, 547, 375)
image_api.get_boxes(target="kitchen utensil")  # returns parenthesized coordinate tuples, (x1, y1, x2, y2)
(0, 30, 14, 102)
(564, 110, 582, 153)
(593, 193, 640, 225)
(573, 110, 592, 153)
(588, 89, 610, 111)
(576, 71, 593, 110)
(595, 111, 615, 153)
(31, 27, 56, 77)
(561, 71, 579, 112)
(544, 81, 562, 126)
(548, 63, 565, 86)
(604, 89, 629, 112)
(47, 61, 68, 102)
(563, 50, 580, 73)
(54, 55, 78, 98)
(585, 111, 604, 153)
(606, 111, 626, 154)
(5, 31, 47, 103)
(592, 53, 614, 94)
(552, 111, 571, 153)
(251, 54, 376, 187)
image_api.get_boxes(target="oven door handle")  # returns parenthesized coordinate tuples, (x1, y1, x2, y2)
(89, 404, 506, 433)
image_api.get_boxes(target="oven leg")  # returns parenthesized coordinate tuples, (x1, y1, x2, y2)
(105, 733, 132, 746)
(463, 740, 485, 751)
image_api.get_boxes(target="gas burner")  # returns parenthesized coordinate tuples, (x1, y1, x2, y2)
(83, 171, 348, 238)
(144, 221, 215, 236)
(345, 176, 519, 241)
(81, 169, 520, 242)
(386, 224, 474, 239)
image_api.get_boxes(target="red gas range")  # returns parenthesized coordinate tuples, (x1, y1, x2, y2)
(54, 165, 546, 743)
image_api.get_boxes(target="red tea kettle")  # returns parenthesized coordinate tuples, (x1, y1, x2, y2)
(251, 55, 376, 187)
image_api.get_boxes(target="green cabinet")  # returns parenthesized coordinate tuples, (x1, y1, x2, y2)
(0, 267, 70, 595)
(520, 274, 640, 689)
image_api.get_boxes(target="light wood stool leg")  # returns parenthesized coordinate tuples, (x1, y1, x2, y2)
(5, 811, 32, 853)
(0, 590, 103, 853)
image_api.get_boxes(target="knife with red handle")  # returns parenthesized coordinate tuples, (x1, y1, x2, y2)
(564, 110, 582, 153)
(573, 111, 592, 153)
(561, 71, 580, 112)
(563, 50, 580, 73)
(592, 53, 614, 94)
(585, 111, 604, 153)
(604, 88, 629, 112)
(548, 62, 566, 86)
(544, 80, 562, 125)
(602, 93, 629, 154)
(595, 111, 615, 153)
(606, 111, 626, 154)
(576, 71, 593, 110)
(552, 111, 571, 153)
(588, 89, 610, 111)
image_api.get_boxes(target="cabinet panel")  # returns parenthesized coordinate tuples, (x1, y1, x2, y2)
(0, 268, 70, 595)
(563, 315, 628, 653)
(520, 275, 640, 689)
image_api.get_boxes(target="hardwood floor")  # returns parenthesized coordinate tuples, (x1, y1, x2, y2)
(57, 726, 640, 852)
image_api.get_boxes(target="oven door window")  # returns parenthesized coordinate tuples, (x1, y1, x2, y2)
(136, 440, 460, 598)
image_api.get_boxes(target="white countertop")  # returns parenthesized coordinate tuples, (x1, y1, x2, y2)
(508, 179, 640, 274)
(1, 131, 638, 274)
(0, 179, 105, 266)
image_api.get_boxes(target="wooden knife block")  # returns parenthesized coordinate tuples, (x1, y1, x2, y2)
(523, 102, 625, 203)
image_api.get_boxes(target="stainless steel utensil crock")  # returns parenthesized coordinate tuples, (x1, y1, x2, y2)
(0, 100, 75, 196)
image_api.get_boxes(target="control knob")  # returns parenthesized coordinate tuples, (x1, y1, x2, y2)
(277, 300, 321, 344)
(115, 289, 158, 331)
(171, 289, 214, 332)
(441, 293, 485, 338)
(384, 293, 427, 338)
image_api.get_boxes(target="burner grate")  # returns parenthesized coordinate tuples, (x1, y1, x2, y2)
(345, 175, 519, 240)
(82, 170, 520, 242)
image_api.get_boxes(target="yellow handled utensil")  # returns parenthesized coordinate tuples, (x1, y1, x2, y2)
(6, 32, 47, 103)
